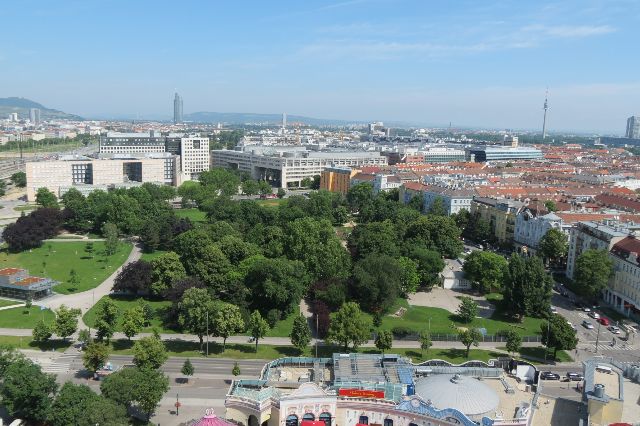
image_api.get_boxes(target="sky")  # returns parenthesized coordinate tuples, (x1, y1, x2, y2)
(2, 0, 640, 133)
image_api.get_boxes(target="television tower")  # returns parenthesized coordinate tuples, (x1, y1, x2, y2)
(542, 88, 549, 140)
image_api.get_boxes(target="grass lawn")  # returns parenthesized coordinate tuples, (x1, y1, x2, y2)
(84, 295, 175, 334)
(266, 307, 300, 337)
(175, 208, 207, 223)
(0, 335, 71, 352)
(140, 250, 169, 262)
(506, 346, 573, 363)
(0, 306, 56, 328)
(0, 241, 132, 294)
(108, 339, 504, 363)
(378, 299, 545, 337)
(255, 198, 285, 208)
(13, 204, 37, 212)
(0, 298, 21, 308)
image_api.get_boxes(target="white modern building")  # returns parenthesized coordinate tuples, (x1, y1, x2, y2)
(212, 147, 387, 188)
(514, 210, 564, 255)
(180, 136, 210, 180)
(422, 185, 477, 215)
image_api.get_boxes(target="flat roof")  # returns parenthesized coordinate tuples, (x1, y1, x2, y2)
(0, 268, 24, 275)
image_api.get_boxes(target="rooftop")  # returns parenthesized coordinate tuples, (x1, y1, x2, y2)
(0, 268, 24, 276)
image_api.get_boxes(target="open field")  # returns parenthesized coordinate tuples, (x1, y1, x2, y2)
(0, 335, 71, 352)
(255, 198, 285, 208)
(174, 208, 207, 223)
(140, 250, 169, 262)
(0, 306, 56, 328)
(1, 241, 132, 294)
(83, 296, 175, 334)
(0, 298, 21, 308)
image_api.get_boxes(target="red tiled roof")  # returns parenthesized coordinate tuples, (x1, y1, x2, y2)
(612, 236, 640, 256)
(0, 268, 24, 276)
(12, 277, 46, 287)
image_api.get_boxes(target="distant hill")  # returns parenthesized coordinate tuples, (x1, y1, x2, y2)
(185, 111, 364, 126)
(0, 97, 83, 121)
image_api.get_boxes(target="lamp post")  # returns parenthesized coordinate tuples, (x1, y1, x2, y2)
(595, 321, 601, 354)
(544, 320, 550, 362)
(206, 310, 209, 357)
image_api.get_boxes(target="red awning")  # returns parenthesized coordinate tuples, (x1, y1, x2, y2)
(300, 421, 325, 426)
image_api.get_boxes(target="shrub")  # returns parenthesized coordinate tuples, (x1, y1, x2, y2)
(266, 309, 282, 328)
(391, 326, 414, 338)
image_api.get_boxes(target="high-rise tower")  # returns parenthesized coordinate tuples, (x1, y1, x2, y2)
(626, 116, 640, 139)
(29, 108, 40, 126)
(542, 89, 549, 140)
(173, 92, 183, 124)
(282, 112, 287, 128)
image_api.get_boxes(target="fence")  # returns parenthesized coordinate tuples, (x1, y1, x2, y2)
(385, 331, 542, 343)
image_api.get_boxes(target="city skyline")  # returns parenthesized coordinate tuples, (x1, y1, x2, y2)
(2, 0, 640, 133)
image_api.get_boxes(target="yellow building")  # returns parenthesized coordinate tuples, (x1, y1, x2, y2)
(471, 197, 525, 244)
(320, 166, 359, 194)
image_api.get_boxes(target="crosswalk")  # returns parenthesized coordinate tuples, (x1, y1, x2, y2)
(35, 354, 78, 374)
(594, 343, 636, 352)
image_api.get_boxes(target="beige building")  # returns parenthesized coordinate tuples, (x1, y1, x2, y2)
(320, 166, 359, 194)
(26, 154, 172, 201)
(606, 236, 640, 319)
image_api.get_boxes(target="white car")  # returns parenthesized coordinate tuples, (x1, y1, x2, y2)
(582, 320, 594, 330)
(608, 326, 621, 334)
(583, 307, 591, 313)
(589, 312, 601, 320)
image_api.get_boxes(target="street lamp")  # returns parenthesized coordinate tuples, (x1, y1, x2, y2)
(595, 321, 602, 354)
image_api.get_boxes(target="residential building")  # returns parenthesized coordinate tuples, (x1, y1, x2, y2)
(626, 116, 640, 139)
(180, 136, 210, 180)
(399, 182, 428, 205)
(423, 185, 476, 215)
(514, 209, 563, 255)
(320, 166, 359, 194)
(372, 173, 402, 193)
(226, 353, 536, 426)
(467, 146, 543, 162)
(471, 197, 526, 244)
(174, 92, 183, 124)
(606, 235, 640, 319)
(25, 154, 175, 201)
(0, 268, 56, 300)
(212, 147, 387, 188)
(566, 221, 628, 279)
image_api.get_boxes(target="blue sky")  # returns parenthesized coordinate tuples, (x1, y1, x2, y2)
(3, 0, 640, 133)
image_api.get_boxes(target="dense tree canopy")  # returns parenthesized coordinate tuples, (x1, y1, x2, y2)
(538, 228, 568, 265)
(503, 254, 553, 318)
(463, 251, 508, 293)
(350, 253, 403, 313)
(574, 249, 614, 301)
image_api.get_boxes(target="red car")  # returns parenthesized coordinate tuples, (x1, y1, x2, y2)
(598, 317, 610, 326)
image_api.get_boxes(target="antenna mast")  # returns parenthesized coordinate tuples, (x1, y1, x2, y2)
(542, 88, 549, 140)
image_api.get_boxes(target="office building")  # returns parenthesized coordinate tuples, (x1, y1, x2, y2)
(29, 108, 41, 126)
(100, 131, 166, 154)
(25, 154, 176, 201)
(212, 147, 387, 188)
(226, 353, 536, 426)
(566, 221, 628, 280)
(320, 166, 359, 194)
(467, 146, 543, 162)
(626, 116, 640, 139)
(422, 147, 466, 163)
(606, 235, 640, 319)
(8, 113, 18, 122)
(180, 136, 210, 180)
(174, 92, 183, 124)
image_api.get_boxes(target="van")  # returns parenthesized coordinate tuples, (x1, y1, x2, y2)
(595, 365, 613, 374)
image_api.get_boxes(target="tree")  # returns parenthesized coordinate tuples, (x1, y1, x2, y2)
(502, 254, 553, 318)
(140, 220, 161, 252)
(101, 367, 169, 421)
(212, 302, 245, 351)
(347, 182, 374, 212)
(375, 330, 393, 354)
(47, 383, 101, 426)
(102, 222, 119, 256)
(397, 256, 420, 295)
(121, 306, 145, 340)
(404, 215, 463, 258)
(132, 335, 168, 370)
(462, 251, 508, 293)
(178, 288, 214, 349)
(181, 359, 194, 382)
(241, 179, 260, 195)
(290, 314, 312, 353)
(300, 177, 313, 188)
(327, 302, 371, 351)
(351, 253, 403, 313)
(0, 358, 58, 423)
(32, 319, 52, 342)
(199, 168, 240, 196)
(429, 196, 447, 216)
(232, 361, 241, 376)
(347, 220, 400, 259)
(248, 310, 270, 352)
(574, 249, 613, 301)
(407, 195, 424, 212)
(10, 171, 26, 187)
(84, 242, 94, 258)
(258, 180, 272, 195)
(458, 328, 482, 358)
(277, 188, 286, 198)
(149, 251, 187, 296)
(408, 246, 446, 288)
(184, 243, 232, 296)
(2, 208, 63, 252)
(53, 304, 81, 340)
(544, 200, 557, 212)
(419, 330, 432, 357)
(502, 329, 522, 356)
(82, 342, 110, 373)
(457, 296, 478, 323)
(94, 298, 119, 342)
(538, 228, 568, 266)
(78, 329, 91, 347)
(112, 260, 153, 294)
(35, 187, 59, 209)
(541, 314, 578, 360)
(84, 397, 129, 426)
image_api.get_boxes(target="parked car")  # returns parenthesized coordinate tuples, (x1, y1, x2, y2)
(550, 306, 558, 314)
(598, 317, 610, 326)
(540, 372, 561, 380)
(608, 326, 621, 334)
(567, 372, 584, 381)
(582, 320, 594, 329)
(583, 307, 591, 313)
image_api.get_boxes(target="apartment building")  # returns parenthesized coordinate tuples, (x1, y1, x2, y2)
(320, 166, 359, 194)
(566, 221, 628, 280)
(423, 185, 477, 215)
(606, 236, 640, 319)
(471, 197, 526, 244)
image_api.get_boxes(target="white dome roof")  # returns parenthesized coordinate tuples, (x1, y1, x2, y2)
(414, 374, 499, 417)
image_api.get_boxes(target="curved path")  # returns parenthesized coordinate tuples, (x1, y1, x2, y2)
(39, 243, 142, 328)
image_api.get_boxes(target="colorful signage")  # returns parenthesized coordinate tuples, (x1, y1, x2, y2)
(338, 388, 385, 399)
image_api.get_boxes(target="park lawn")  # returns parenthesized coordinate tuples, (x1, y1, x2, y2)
(266, 307, 300, 337)
(502, 346, 573, 363)
(140, 250, 169, 262)
(14, 205, 38, 212)
(255, 198, 285, 208)
(0, 298, 21, 308)
(0, 306, 56, 328)
(84, 296, 175, 334)
(175, 208, 207, 223)
(109, 339, 503, 363)
(0, 335, 71, 352)
(1, 241, 132, 294)
(378, 299, 545, 337)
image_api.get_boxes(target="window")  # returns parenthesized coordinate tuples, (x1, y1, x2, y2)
(319, 412, 331, 426)
(286, 416, 298, 426)
(384, 419, 393, 426)
(303, 414, 315, 421)
(358, 416, 369, 425)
